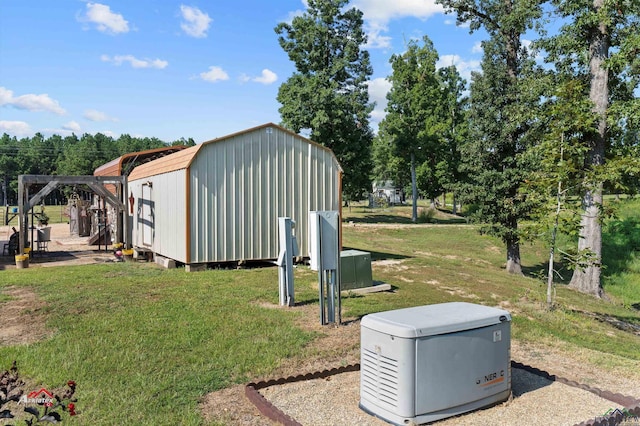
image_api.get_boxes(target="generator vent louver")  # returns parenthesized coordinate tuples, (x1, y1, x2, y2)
(361, 348, 399, 407)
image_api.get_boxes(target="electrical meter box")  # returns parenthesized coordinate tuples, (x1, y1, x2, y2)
(340, 250, 372, 291)
(360, 302, 511, 425)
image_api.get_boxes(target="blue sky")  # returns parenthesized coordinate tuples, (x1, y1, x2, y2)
(0, 0, 488, 143)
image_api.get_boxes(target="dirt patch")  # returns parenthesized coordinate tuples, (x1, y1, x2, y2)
(201, 302, 362, 425)
(200, 385, 276, 426)
(0, 223, 123, 269)
(0, 287, 54, 346)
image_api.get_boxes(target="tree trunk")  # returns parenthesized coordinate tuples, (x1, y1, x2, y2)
(411, 152, 417, 222)
(569, 0, 608, 297)
(569, 188, 603, 297)
(506, 237, 523, 275)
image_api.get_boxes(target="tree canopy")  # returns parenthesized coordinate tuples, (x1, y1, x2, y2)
(436, 0, 546, 274)
(0, 132, 193, 205)
(275, 0, 374, 201)
(379, 36, 452, 221)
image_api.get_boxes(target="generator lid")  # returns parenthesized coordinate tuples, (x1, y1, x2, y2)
(361, 302, 511, 338)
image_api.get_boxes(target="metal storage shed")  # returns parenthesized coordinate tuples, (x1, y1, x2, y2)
(127, 123, 343, 265)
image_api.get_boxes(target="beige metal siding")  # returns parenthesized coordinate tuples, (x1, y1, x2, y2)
(129, 171, 188, 263)
(189, 125, 340, 263)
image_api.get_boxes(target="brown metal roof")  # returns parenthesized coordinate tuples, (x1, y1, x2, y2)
(94, 146, 189, 177)
(127, 144, 202, 181)
(127, 123, 342, 181)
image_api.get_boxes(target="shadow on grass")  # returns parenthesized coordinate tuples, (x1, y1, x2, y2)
(602, 216, 640, 276)
(344, 211, 469, 225)
(342, 246, 412, 262)
(522, 260, 573, 286)
(569, 308, 640, 334)
(345, 214, 414, 224)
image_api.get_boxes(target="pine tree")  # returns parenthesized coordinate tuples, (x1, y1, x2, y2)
(275, 0, 374, 201)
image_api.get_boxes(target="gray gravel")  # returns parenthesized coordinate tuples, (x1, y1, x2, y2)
(260, 367, 624, 426)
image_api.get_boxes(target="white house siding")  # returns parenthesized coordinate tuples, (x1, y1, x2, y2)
(188, 125, 340, 263)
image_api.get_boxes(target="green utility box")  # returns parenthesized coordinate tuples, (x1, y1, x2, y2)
(341, 250, 373, 290)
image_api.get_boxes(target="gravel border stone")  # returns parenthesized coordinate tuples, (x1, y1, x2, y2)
(250, 362, 640, 426)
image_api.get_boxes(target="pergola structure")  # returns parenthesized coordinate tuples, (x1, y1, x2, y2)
(17, 175, 127, 255)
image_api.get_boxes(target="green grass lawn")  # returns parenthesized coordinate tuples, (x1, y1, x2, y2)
(1, 198, 639, 425)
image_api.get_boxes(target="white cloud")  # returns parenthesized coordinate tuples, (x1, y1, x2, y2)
(351, 0, 443, 50)
(252, 69, 278, 85)
(283, 0, 308, 24)
(436, 54, 481, 81)
(364, 22, 392, 49)
(353, 0, 443, 23)
(0, 87, 13, 105)
(0, 87, 66, 115)
(472, 41, 483, 54)
(0, 120, 31, 136)
(80, 2, 129, 34)
(180, 5, 212, 38)
(367, 77, 392, 123)
(200, 66, 229, 82)
(101, 54, 168, 69)
(84, 109, 117, 122)
(62, 121, 82, 133)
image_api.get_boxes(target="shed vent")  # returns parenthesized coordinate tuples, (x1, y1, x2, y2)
(361, 348, 399, 407)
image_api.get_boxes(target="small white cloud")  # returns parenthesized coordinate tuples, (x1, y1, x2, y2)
(180, 5, 212, 38)
(350, 1, 443, 51)
(436, 54, 481, 81)
(200, 66, 229, 82)
(353, 0, 444, 24)
(364, 22, 392, 49)
(62, 121, 82, 133)
(367, 77, 392, 122)
(283, 0, 309, 24)
(80, 2, 129, 34)
(0, 87, 13, 105)
(0, 87, 66, 115)
(238, 74, 251, 83)
(472, 41, 483, 54)
(84, 109, 117, 122)
(443, 16, 470, 28)
(101, 55, 168, 69)
(0, 120, 31, 136)
(252, 69, 278, 85)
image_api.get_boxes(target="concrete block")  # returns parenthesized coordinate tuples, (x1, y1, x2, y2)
(341, 283, 391, 295)
(185, 263, 207, 272)
(154, 255, 176, 269)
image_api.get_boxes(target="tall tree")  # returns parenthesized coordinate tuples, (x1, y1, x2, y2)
(380, 36, 446, 222)
(371, 130, 410, 193)
(275, 0, 374, 201)
(539, 0, 640, 296)
(436, 65, 468, 214)
(436, 0, 545, 274)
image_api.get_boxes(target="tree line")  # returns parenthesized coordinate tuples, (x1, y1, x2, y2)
(274, 0, 640, 298)
(0, 132, 194, 205)
(0, 0, 637, 299)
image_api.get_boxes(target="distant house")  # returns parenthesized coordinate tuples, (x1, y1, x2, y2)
(371, 180, 404, 205)
(127, 123, 342, 266)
